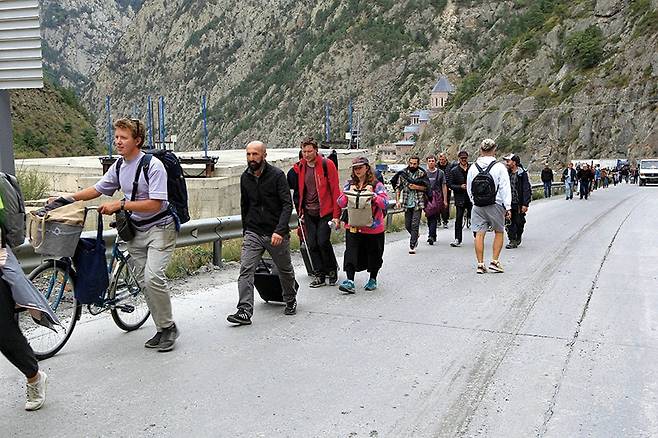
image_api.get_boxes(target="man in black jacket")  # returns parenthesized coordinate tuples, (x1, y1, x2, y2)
(504, 154, 531, 249)
(540, 164, 554, 198)
(449, 150, 472, 247)
(437, 152, 454, 228)
(227, 141, 297, 325)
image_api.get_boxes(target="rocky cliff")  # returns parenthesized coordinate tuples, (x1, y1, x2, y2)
(77, 0, 657, 167)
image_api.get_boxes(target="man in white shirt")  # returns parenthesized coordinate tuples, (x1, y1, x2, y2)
(466, 139, 512, 274)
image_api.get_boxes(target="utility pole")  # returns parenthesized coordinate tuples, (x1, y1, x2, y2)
(0, 90, 15, 175)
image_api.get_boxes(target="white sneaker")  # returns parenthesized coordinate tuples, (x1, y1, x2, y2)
(25, 370, 47, 411)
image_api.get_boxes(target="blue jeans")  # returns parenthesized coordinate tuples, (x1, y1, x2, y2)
(543, 182, 552, 198)
(565, 182, 574, 199)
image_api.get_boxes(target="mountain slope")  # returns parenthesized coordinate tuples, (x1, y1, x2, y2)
(84, 0, 657, 166)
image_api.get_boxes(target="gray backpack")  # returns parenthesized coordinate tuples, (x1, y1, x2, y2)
(0, 172, 26, 248)
(344, 189, 374, 227)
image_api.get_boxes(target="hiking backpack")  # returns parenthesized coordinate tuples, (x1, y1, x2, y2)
(0, 172, 26, 248)
(116, 149, 190, 225)
(471, 161, 498, 207)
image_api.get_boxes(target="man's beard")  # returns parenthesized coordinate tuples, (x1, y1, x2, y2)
(248, 160, 263, 171)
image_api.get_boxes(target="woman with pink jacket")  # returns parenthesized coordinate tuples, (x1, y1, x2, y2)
(336, 156, 389, 294)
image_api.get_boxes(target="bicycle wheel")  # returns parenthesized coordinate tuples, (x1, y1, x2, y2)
(110, 259, 150, 331)
(19, 260, 81, 360)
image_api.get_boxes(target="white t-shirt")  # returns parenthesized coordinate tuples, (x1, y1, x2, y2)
(466, 156, 512, 210)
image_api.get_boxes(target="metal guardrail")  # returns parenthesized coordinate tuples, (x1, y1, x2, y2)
(14, 214, 300, 274)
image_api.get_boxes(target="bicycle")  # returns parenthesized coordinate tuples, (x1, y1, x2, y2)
(17, 208, 150, 359)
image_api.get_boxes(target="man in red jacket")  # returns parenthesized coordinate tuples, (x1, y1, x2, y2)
(290, 138, 342, 287)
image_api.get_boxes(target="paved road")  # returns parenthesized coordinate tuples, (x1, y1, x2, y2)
(2, 184, 656, 437)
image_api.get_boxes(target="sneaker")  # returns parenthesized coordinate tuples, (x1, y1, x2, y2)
(227, 309, 252, 325)
(309, 276, 326, 288)
(25, 371, 47, 411)
(443, 223, 449, 229)
(157, 323, 179, 352)
(427, 237, 435, 245)
(489, 260, 504, 273)
(409, 247, 416, 254)
(144, 331, 162, 348)
(364, 279, 377, 291)
(476, 263, 488, 274)
(284, 300, 297, 315)
(327, 271, 338, 286)
(338, 279, 356, 294)
(450, 240, 461, 247)
(505, 241, 518, 249)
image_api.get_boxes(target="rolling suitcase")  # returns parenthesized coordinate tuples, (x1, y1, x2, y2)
(254, 258, 299, 303)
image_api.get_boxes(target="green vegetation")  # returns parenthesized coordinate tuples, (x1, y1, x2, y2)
(565, 25, 605, 69)
(16, 169, 50, 201)
(630, 0, 658, 38)
(11, 80, 103, 159)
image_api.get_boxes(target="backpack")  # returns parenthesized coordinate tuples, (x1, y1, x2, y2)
(116, 149, 190, 225)
(343, 189, 374, 227)
(0, 172, 26, 248)
(471, 161, 498, 207)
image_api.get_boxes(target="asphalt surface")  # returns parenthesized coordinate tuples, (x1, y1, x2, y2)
(1, 183, 656, 437)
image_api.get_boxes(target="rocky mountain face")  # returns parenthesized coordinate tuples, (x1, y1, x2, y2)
(41, 0, 142, 89)
(72, 0, 656, 167)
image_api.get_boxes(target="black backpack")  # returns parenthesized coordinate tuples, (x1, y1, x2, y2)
(471, 161, 498, 207)
(116, 149, 190, 225)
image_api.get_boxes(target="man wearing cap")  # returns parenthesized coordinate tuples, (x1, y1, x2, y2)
(448, 150, 472, 247)
(467, 139, 511, 274)
(504, 154, 532, 249)
(395, 156, 429, 254)
(288, 138, 341, 288)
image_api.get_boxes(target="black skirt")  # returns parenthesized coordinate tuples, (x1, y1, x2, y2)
(343, 231, 385, 273)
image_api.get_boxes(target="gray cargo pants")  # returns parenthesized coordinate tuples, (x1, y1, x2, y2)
(127, 222, 177, 331)
(237, 231, 297, 317)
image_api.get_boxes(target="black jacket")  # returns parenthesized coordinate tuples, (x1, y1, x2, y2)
(540, 168, 554, 183)
(577, 168, 592, 183)
(562, 168, 577, 182)
(448, 163, 472, 207)
(511, 168, 532, 207)
(241, 162, 292, 236)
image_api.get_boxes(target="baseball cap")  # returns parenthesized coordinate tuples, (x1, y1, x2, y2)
(503, 153, 515, 160)
(351, 156, 370, 167)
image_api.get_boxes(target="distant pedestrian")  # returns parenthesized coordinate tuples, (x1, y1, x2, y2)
(288, 138, 341, 288)
(424, 155, 448, 245)
(449, 150, 472, 247)
(336, 157, 389, 294)
(578, 163, 593, 199)
(540, 163, 554, 198)
(504, 154, 532, 249)
(395, 156, 429, 254)
(593, 165, 601, 190)
(601, 168, 609, 188)
(228, 141, 297, 325)
(562, 162, 577, 200)
(436, 152, 454, 228)
(467, 139, 512, 274)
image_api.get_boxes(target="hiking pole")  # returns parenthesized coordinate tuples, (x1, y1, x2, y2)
(298, 217, 315, 274)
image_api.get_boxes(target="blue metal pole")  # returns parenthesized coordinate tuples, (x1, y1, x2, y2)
(158, 96, 165, 148)
(147, 96, 154, 148)
(202, 94, 208, 158)
(106, 96, 112, 157)
(325, 102, 331, 143)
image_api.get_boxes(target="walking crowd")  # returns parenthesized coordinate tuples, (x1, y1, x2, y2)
(0, 120, 635, 412)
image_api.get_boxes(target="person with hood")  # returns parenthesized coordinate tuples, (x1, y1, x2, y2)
(336, 157, 389, 294)
(0, 182, 59, 411)
(503, 154, 532, 249)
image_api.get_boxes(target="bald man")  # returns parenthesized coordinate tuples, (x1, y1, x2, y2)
(227, 141, 298, 325)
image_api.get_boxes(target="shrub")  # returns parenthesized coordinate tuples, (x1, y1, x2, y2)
(565, 25, 604, 69)
(16, 169, 50, 200)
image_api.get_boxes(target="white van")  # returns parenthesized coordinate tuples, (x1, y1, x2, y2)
(639, 159, 658, 186)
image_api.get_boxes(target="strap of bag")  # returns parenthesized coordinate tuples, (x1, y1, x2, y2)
(131, 156, 147, 202)
(95, 212, 104, 240)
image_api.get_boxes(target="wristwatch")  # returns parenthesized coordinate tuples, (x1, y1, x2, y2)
(120, 199, 126, 211)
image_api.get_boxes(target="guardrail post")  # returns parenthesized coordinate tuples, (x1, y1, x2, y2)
(212, 239, 223, 267)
